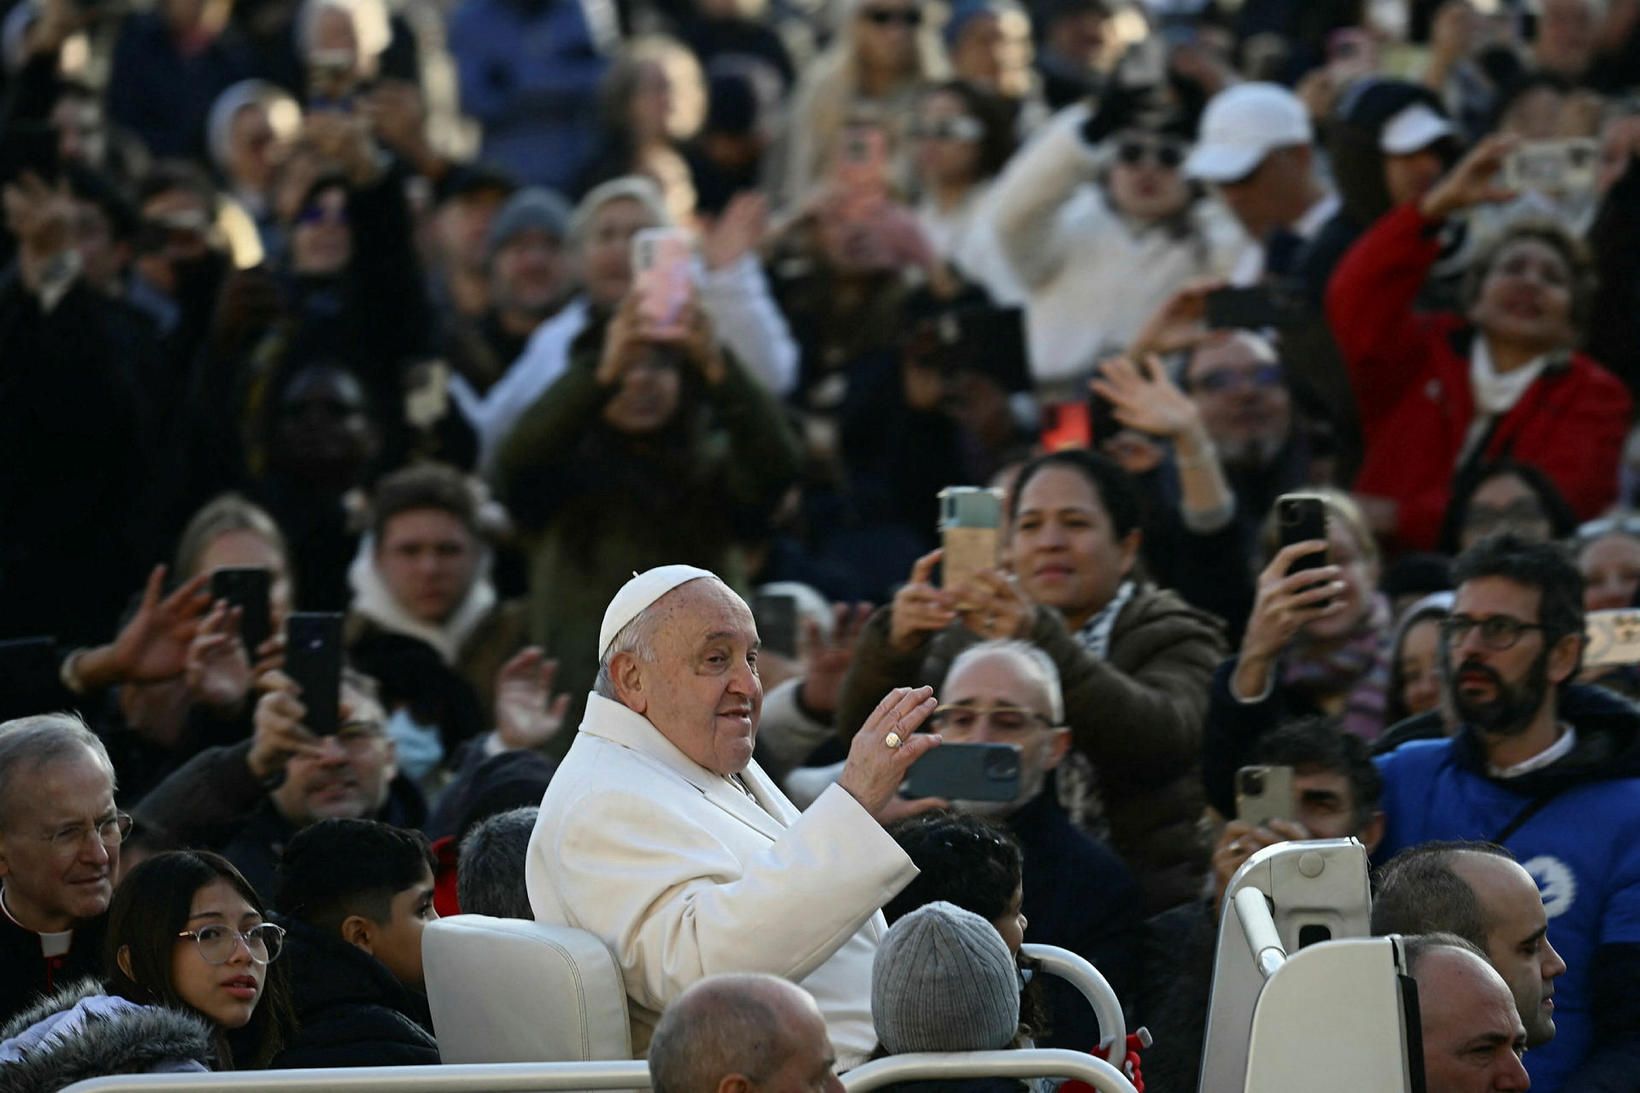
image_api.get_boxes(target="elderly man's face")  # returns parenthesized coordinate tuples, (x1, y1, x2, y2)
(934, 648, 1068, 818)
(1185, 336, 1290, 464)
(0, 748, 120, 932)
(626, 580, 763, 775)
(1416, 948, 1530, 1093)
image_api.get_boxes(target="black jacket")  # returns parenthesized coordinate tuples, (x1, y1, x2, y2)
(0, 910, 107, 1030)
(1007, 790, 1143, 1052)
(270, 916, 439, 1069)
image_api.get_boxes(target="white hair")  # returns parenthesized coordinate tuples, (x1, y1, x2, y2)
(298, 0, 391, 63)
(0, 713, 116, 830)
(945, 640, 1065, 724)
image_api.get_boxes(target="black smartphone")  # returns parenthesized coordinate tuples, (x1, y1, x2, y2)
(211, 568, 272, 656)
(753, 592, 799, 659)
(284, 613, 344, 734)
(1205, 286, 1285, 330)
(0, 123, 62, 189)
(1276, 493, 1329, 577)
(903, 743, 1022, 802)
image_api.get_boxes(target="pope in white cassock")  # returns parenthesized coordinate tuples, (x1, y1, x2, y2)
(526, 565, 944, 1067)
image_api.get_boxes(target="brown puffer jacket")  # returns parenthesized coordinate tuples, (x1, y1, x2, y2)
(836, 585, 1225, 915)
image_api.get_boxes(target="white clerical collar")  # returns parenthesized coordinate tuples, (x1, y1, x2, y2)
(1488, 724, 1577, 778)
(0, 884, 75, 956)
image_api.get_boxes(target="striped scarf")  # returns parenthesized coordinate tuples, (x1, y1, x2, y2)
(1279, 593, 1394, 741)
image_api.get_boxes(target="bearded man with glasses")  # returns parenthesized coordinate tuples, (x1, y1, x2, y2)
(0, 713, 127, 1025)
(1375, 533, 1640, 1093)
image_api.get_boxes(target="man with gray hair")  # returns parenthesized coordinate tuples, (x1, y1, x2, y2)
(648, 974, 844, 1093)
(456, 806, 537, 919)
(527, 565, 939, 1066)
(925, 639, 1141, 1050)
(0, 713, 127, 1024)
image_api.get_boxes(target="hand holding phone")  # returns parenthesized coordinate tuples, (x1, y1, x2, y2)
(938, 487, 1003, 608)
(1503, 139, 1598, 194)
(1236, 764, 1296, 828)
(1276, 494, 1329, 577)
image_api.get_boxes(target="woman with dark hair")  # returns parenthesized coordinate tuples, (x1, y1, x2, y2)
(910, 79, 1022, 304)
(0, 851, 292, 1087)
(1438, 458, 1580, 556)
(1327, 134, 1631, 552)
(836, 448, 1226, 913)
(492, 291, 803, 753)
(577, 37, 708, 224)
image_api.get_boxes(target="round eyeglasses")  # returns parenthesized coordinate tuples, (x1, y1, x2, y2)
(44, 812, 132, 854)
(177, 922, 286, 965)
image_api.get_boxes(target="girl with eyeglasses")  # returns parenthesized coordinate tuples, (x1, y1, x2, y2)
(0, 851, 293, 1085)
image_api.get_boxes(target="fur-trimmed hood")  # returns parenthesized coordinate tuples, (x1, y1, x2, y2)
(0, 978, 212, 1093)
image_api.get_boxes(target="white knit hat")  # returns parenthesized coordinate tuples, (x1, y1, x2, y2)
(598, 565, 718, 659)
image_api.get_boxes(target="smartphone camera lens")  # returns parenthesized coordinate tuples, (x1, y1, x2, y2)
(1241, 769, 1265, 796)
(986, 751, 1020, 780)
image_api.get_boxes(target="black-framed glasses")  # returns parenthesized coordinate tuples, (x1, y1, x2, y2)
(861, 6, 922, 26)
(1439, 614, 1547, 651)
(177, 922, 286, 965)
(928, 705, 1053, 733)
(44, 812, 132, 854)
(1116, 139, 1185, 169)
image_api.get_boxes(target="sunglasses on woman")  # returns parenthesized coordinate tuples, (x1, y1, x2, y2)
(1115, 139, 1185, 169)
(861, 6, 922, 26)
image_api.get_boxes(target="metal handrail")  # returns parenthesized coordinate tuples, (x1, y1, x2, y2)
(59, 1060, 653, 1093)
(1019, 942, 1127, 1068)
(1233, 885, 1288, 982)
(843, 1048, 1138, 1092)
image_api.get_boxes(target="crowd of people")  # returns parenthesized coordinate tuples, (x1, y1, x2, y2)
(2, 0, 1640, 1089)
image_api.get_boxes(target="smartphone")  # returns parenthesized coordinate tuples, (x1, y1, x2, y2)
(1205, 286, 1286, 330)
(632, 227, 695, 342)
(938, 487, 1003, 606)
(284, 613, 344, 734)
(211, 568, 272, 656)
(1236, 764, 1296, 828)
(1503, 139, 1599, 194)
(1582, 609, 1640, 668)
(925, 307, 1031, 394)
(834, 123, 890, 193)
(753, 592, 799, 659)
(904, 742, 1022, 802)
(0, 123, 62, 189)
(1276, 493, 1329, 575)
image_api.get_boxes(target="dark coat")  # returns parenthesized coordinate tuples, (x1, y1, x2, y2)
(270, 916, 439, 1069)
(837, 586, 1224, 914)
(0, 912, 107, 1031)
(0, 979, 213, 1093)
(1007, 790, 1142, 1052)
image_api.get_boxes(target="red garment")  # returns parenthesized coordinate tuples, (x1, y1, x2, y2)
(1327, 203, 1630, 551)
(432, 835, 462, 918)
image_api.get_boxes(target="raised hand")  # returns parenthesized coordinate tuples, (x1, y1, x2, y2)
(837, 686, 941, 816)
(1420, 133, 1517, 220)
(889, 550, 957, 653)
(185, 601, 253, 712)
(799, 602, 875, 716)
(494, 646, 571, 751)
(700, 191, 769, 271)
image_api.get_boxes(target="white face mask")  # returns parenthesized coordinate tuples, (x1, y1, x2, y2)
(385, 707, 445, 782)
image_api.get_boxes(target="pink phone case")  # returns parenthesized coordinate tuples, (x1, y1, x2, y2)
(633, 229, 694, 341)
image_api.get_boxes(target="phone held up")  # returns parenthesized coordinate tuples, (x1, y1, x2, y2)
(1236, 764, 1296, 829)
(1276, 493, 1329, 580)
(284, 613, 344, 734)
(210, 567, 272, 656)
(904, 743, 1022, 802)
(939, 487, 1003, 610)
(632, 227, 695, 342)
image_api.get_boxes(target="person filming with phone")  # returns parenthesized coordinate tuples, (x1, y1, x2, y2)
(1326, 133, 1630, 552)
(837, 449, 1225, 914)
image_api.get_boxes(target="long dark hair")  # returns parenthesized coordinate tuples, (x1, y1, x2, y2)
(104, 851, 294, 1069)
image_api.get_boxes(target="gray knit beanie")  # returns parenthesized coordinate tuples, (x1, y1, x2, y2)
(872, 901, 1020, 1054)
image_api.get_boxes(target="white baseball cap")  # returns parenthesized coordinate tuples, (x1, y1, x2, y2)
(1379, 102, 1455, 155)
(1185, 82, 1313, 182)
(599, 565, 719, 659)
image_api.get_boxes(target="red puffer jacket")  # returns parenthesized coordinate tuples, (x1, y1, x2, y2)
(1326, 203, 1630, 551)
